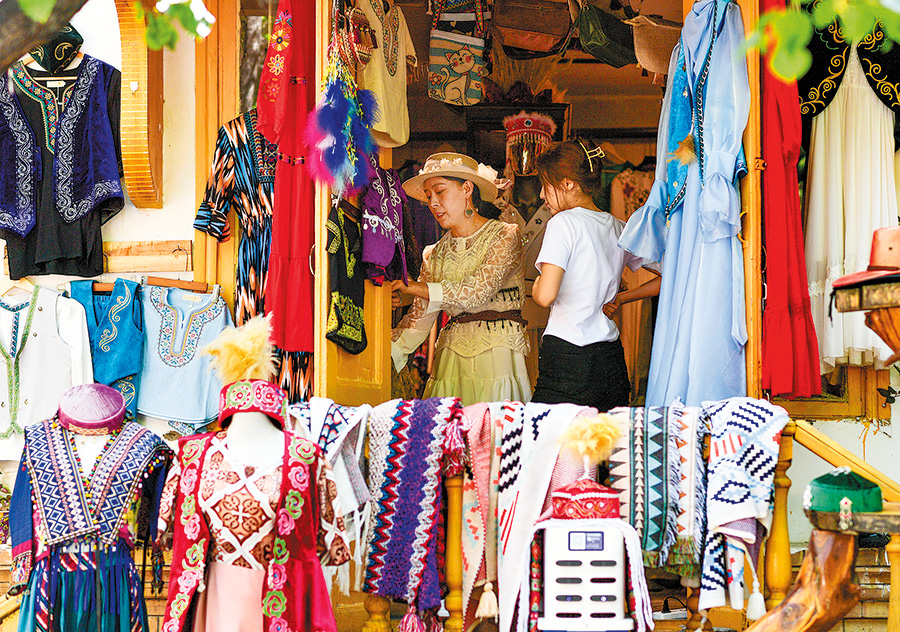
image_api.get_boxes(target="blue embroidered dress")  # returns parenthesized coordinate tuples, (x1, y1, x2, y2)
(8, 418, 172, 632)
(618, 0, 749, 407)
(70, 279, 143, 417)
(0, 56, 123, 279)
(137, 286, 231, 428)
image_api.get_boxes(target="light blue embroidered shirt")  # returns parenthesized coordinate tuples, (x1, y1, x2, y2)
(137, 285, 232, 426)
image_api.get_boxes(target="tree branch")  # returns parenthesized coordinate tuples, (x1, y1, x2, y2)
(0, 0, 92, 74)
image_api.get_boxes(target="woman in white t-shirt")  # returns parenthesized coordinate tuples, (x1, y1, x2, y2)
(531, 141, 661, 411)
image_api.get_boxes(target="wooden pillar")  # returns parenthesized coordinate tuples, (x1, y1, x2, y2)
(886, 534, 900, 632)
(362, 595, 392, 632)
(738, 0, 763, 398)
(444, 475, 465, 632)
(765, 422, 794, 608)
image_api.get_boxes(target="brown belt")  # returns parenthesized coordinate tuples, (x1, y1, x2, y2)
(447, 309, 528, 327)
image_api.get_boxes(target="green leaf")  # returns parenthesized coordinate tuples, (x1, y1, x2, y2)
(840, 4, 877, 40)
(770, 43, 812, 78)
(145, 12, 179, 50)
(17, 0, 57, 23)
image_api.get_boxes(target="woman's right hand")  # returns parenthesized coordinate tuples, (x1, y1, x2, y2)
(602, 296, 621, 319)
(392, 288, 404, 308)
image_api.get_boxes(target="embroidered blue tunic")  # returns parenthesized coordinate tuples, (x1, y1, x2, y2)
(8, 418, 172, 632)
(618, 0, 749, 407)
(137, 286, 231, 428)
(0, 55, 123, 278)
(69, 279, 143, 417)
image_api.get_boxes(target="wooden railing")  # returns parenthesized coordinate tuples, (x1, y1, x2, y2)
(1, 418, 894, 631)
(361, 418, 900, 632)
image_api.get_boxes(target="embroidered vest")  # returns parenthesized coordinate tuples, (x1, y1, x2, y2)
(70, 279, 143, 416)
(0, 287, 89, 461)
(163, 430, 339, 632)
(26, 418, 170, 545)
(0, 55, 123, 237)
(137, 285, 231, 426)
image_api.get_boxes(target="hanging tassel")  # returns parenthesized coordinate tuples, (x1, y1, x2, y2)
(442, 417, 466, 477)
(695, 612, 708, 632)
(669, 132, 696, 165)
(746, 576, 767, 621)
(399, 605, 426, 632)
(474, 582, 499, 621)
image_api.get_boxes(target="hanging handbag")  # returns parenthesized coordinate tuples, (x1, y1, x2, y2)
(428, 2, 486, 106)
(336, 0, 378, 69)
(575, 0, 638, 68)
(494, 0, 571, 53)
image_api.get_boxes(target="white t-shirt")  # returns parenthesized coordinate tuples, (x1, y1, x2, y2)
(536, 207, 656, 346)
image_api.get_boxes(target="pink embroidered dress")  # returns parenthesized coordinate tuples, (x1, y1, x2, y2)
(158, 430, 350, 632)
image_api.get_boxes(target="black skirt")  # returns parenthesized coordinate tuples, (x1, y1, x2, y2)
(531, 334, 630, 412)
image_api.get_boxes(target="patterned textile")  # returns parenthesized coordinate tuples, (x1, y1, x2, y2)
(361, 156, 409, 284)
(607, 406, 681, 568)
(23, 418, 169, 549)
(364, 397, 462, 612)
(460, 402, 501, 627)
(497, 401, 591, 632)
(28, 23, 83, 73)
(667, 403, 708, 577)
(193, 109, 314, 403)
(137, 286, 232, 426)
(159, 429, 350, 632)
(8, 418, 171, 632)
(219, 379, 288, 428)
(326, 203, 367, 353)
(698, 397, 788, 613)
(69, 279, 143, 417)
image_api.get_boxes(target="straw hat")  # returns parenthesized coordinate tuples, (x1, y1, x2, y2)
(402, 152, 500, 203)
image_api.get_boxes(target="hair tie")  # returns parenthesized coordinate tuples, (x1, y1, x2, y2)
(577, 139, 605, 173)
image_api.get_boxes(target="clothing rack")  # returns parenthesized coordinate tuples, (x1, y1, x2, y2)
(144, 276, 213, 293)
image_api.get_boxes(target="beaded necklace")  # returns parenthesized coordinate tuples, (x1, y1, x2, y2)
(62, 419, 125, 510)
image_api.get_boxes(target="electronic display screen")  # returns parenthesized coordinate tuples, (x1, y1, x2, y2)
(568, 531, 604, 551)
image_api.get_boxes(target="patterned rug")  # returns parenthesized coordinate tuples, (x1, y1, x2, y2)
(698, 397, 789, 613)
(364, 397, 462, 613)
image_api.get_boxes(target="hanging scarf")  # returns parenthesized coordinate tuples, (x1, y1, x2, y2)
(607, 406, 681, 568)
(496, 401, 592, 632)
(698, 397, 788, 616)
(364, 397, 462, 625)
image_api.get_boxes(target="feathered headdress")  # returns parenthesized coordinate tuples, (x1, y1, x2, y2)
(202, 314, 288, 428)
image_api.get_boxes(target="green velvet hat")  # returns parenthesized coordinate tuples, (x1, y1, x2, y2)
(803, 467, 883, 513)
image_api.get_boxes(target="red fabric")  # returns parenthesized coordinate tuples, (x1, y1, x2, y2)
(257, 0, 316, 352)
(162, 431, 339, 632)
(760, 0, 821, 398)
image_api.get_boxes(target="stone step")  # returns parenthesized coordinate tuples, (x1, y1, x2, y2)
(792, 547, 890, 568)
(828, 619, 887, 632)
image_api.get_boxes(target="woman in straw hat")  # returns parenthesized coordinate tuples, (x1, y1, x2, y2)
(391, 152, 532, 405)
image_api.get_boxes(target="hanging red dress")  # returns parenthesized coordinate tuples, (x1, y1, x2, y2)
(257, 0, 316, 352)
(760, 0, 821, 398)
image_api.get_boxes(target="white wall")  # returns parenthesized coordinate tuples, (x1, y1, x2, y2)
(786, 369, 900, 548)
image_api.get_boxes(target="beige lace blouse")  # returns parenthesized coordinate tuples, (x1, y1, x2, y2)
(392, 219, 529, 365)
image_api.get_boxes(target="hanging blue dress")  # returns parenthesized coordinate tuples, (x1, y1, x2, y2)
(70, 279, 143, 416)
(619, 0, 750, 407)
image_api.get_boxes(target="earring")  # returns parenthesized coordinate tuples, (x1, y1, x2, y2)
(465, 206, 475, 218)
